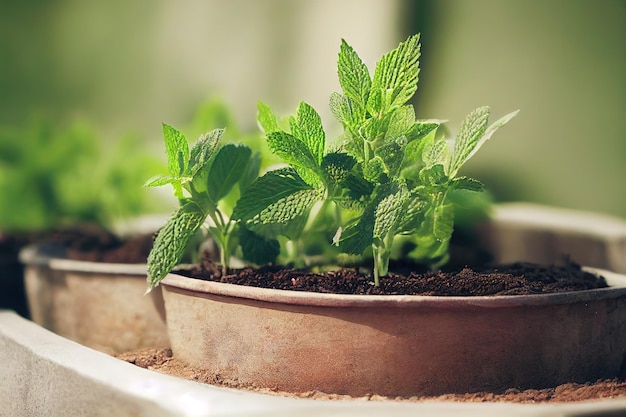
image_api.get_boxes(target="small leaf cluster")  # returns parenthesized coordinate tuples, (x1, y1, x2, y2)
(146, 34, 518, 289)
(145, 124, 271, 288)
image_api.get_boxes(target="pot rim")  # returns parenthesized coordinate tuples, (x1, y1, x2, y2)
(161, 267, 626, 309)
(18, 244, 147, 275)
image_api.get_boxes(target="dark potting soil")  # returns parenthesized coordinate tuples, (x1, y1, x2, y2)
(176, 256, 608, 297)
(37, 224, 154, 263)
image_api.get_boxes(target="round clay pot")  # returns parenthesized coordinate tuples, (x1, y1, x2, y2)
(159, 203, 626, 397)
(20, 245, 169, 355)
(161, 268, 626, 397)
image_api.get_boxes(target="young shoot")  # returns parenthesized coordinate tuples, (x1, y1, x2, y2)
(144, 124, 265, 289)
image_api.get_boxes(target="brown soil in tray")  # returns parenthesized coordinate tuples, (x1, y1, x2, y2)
(117, 347, 626, 403)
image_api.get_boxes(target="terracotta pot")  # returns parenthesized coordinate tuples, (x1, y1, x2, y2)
(159, 203, 626, 397)
(20, 245, 169, 355)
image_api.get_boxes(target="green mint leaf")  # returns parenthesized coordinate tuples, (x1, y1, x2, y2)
(189, 128, 224, 180)
(336, 211, 375, 255)
(452, 176, 485, 192)
(337, 182, 399, 255)
(433, 203, 454, 241)
(329, 92, 364, 129)
(143, 174, 178, 188)
(257, 101, 280, 134)
(162, 123, 189, 178)
(367, 34, 421, 114)
(207, 144, 252, 204)
(401, 123, 439, 178)
(321, 152, 356, 189)
(462, 109, 519, 167)
(396, 193, 427, 234)
(238, 225, 280, 265)
(238, 151, 262, 192)
(419, 164, 449, 186)
(376, 141, 405, 177)
(363, 156, 387, 183)
(233, 169, 321, 239)
(337, 39, 371, 112)
(423, 138, 451, 169)
(337, 173, 374, 211)
(289, 102, 326, 165)
(266, 131, 321, 187)
(373, 182, 409, 240)
(147, 201, 206, 288)
(447, 106, 490, 176)
(406, 121, 439, 142)
(384, 105, 416, 142)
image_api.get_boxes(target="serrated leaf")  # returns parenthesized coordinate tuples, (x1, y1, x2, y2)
(147, 201, 206, 288)
(461, 109, 519, 169)
(373, 182, 409, 239)
(162, 123, 189, 178)
(257, 101, 280, 134)
(189, 128, 224, 179)
(337, 39, 371, 112)
(239, 225, 280, 265)
(376, 141, 404, 177)
(447, 106, 490, 176)
(206, 144, 252, 203)
(367, 34, 421, 114)
(143, 174, 177, 188)
(330, 92, 363, 127)
(452, 176, 485, 192)
(321, 152, 356, 187)
(396, 193, 427, 234)
(419, 164, 449, 186)
(266, 131, 321, 187)
(384, 105, 416, 142)
(401, 124, 439, 177)
(433, 203, 454, 241)
(423, 139, 451, 169)
(233, 169, 321, 239)
(406, 121, 439, 143)
(289, 102, 325, 165)
(337, 210, 375, 255)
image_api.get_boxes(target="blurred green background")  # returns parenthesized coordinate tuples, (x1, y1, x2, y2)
(1, 0, 624, 229)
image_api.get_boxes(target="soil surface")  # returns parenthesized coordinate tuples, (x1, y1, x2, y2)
(116, 347, 626, 403)
(35, 224, 155, 263)
(177, 257, 607, 296)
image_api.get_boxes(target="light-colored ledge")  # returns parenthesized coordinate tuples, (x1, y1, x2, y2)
(1, 310, 625, 417)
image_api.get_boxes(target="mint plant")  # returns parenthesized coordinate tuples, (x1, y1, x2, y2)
(146, 34, 517, 289)
(235, 34, 518, 286)
(145, 124, 276, 289)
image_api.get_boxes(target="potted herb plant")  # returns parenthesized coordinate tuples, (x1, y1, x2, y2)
(8, 120, 172, 355)
(144, 34, 626, 397)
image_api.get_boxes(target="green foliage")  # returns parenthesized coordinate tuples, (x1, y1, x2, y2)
(238, 34, 518, 285)
(147, 34, 518, 289)
(0, 119, 165, 232)
(145, 124, 270, 289)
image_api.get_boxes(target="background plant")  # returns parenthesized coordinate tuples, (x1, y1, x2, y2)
(0, 119, 165, 233)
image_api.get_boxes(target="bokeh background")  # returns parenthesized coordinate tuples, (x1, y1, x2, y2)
(1, 0, 624, 228)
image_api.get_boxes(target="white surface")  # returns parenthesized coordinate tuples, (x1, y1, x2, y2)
(1, 310, 625, 416)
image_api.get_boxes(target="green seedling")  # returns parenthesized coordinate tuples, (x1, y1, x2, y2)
(145, 123, 283, 290)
